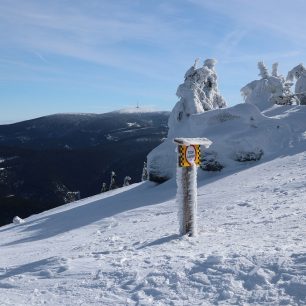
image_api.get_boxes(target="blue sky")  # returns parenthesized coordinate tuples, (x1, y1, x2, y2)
(1, 0, 306, 123)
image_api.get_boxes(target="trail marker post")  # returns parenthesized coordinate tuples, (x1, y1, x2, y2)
(174, 137, 212, 237)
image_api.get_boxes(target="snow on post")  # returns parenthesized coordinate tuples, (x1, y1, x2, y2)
(174, 137, 212, 237)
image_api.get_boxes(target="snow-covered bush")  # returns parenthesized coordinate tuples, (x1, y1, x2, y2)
(66, 191, 80, 203)
(123, 176, 131, 186)
(109, 171, 117, 190)
(200, 150, 224, 171)
(241, 62, 298, 110)
(13, 216, 25, 225)
(287, 64, 306, 105)
(101, 182, 107, 193)
(141, 161, 148, 181)
(235, 149, 264, 162)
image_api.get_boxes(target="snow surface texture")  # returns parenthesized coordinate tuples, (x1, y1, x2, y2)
(0, 105, 306, 305)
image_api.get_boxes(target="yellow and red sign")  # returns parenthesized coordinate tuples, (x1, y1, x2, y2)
(178, 144, 201, 167)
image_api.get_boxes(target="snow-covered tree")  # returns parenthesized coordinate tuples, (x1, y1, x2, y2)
(168, 58, 227, 136)
(148, 58, 226, 182)
(141, 161, 148, 181)
(123, 176, 131, 186)
(109, 171, 117, 190)
(272, 62, 279, 77)
(101, 182, 107, 193)
(258, 61, 269, 79)
(241, 61, 298, 110)
(287, 64, 306, 105)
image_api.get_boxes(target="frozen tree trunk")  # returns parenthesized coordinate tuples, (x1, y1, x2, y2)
(177, 164, 198, 236)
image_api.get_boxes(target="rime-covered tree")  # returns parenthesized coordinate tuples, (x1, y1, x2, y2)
(272, 62, 279, 77)
(258, 61, 269, 79)
(168, 58, 226, 137)
(241, 61, 298, 110)
(148, 58, 226, 182)
(123, 176, 131, 186)
(287, 63, 306, 105)
(101, 182, 107, 193)
(109, 171, 117, 190)
(141, 161, 148, 181)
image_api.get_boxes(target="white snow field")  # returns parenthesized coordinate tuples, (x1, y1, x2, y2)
(1, 105, 306, 305)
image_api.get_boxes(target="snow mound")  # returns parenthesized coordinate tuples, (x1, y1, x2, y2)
(148, 103, 306, 182)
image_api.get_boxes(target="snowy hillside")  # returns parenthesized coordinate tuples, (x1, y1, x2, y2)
(0, 111, 169, 226)
(1, 105, 306, 305)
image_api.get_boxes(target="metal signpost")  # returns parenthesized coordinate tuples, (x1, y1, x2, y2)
(174, 138, 212, 237)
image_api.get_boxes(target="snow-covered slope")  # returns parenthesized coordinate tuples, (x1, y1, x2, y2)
(1, 106, 306, 305)
(148, 104, 306, 182)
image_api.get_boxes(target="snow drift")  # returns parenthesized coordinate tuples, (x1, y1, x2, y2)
(148, 59, 306, 183)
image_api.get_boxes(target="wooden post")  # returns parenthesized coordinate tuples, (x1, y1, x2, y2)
(174, 138, 212, 237)
(182, 165, 196, 235)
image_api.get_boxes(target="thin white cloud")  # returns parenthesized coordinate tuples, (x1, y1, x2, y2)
(189, 0, 306, 45)
(215, 29, 248, 58)
(0, 0, 191, 80)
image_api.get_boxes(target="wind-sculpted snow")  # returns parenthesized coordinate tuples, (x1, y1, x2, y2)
(148, 104, 306, 182)
(1, 144, 306, 304)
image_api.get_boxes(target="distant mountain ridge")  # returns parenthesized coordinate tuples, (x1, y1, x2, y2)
(0, 110, 169, 149)
(0, 110, 170, 226)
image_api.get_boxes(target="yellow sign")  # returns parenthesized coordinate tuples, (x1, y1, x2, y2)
(178, 144, 201, 167)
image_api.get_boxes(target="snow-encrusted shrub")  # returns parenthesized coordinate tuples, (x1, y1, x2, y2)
(200, 151, 224, 171)
(258, 61, 269, 79)
(287, 63, 306, 105)
(123, 176, 131, 186)
(241, 62, 298, 111)
(66, 191, 80, 203)
(13, 216, 25, 224)
(141, 161, 148, 181)
(235, 149, 264, 162)
(109, 171, 118, 190)
(101, 182, 107, 193)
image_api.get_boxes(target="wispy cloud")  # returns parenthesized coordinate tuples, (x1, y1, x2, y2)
(1, 0, 306, 122)
(0, 0, 198, 78)
(189, 0, 306, 46)
(0, 0, 191, 81)
(215, 29, 248, 59)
